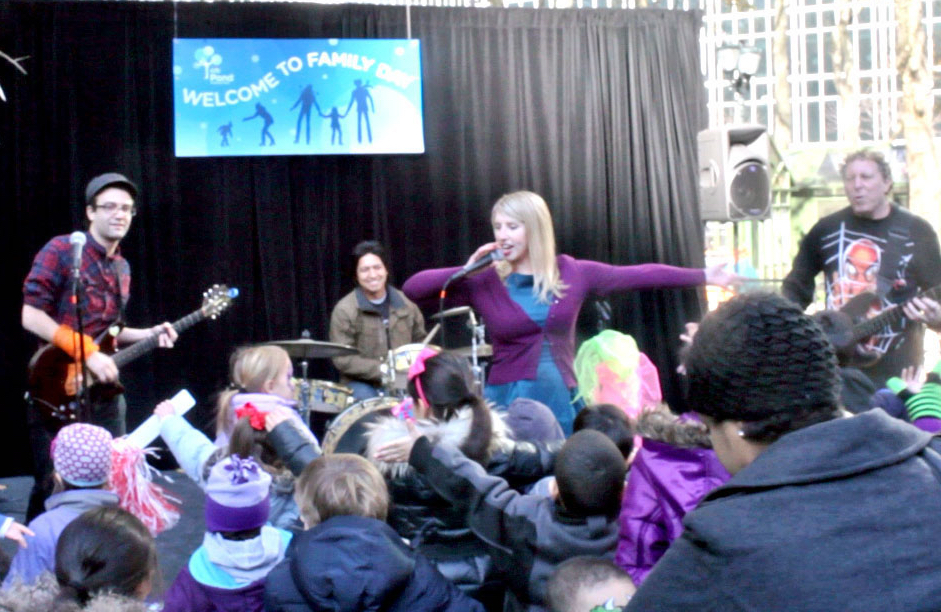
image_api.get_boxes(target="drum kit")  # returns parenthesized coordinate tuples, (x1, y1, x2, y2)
(271, 306, 490, 450)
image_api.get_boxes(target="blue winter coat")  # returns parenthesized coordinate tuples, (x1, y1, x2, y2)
(2, 489, 118, 588)
(627, 409, 941, 611)
(263, 515, 485, 612)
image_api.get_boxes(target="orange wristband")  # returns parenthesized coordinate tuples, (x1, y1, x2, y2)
(52, 324, 99, 360)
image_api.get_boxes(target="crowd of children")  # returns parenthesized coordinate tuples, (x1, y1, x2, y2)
(4, 303, 941, 611)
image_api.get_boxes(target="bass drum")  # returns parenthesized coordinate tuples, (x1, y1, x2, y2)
(321, 396, 401, 455)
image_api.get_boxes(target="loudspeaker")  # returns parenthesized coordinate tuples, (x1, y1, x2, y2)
(697, 124, 771, 221)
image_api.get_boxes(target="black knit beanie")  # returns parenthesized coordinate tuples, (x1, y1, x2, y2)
(684, 291, 840, 441)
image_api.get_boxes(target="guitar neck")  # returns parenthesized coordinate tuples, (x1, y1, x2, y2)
(112, 310, 205, 368)
(852, 285, 941, 342)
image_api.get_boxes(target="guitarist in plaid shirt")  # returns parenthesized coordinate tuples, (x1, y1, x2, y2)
(21, 172, 177, 520)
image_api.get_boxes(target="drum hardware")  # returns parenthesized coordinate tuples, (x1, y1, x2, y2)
(421, 323, 441, 347)
(430, 306, 473, 321)
(297, 361, 311, 425)
(451, 344, 493, 358)
(380, 324, 441, 396)
(465, 310, 487, 394)
(430, 309, 490, 394)
(271, 333, 358, 425)
(383, 341, 443, 395)
(270, 338, 358, 359)
(296, 330, 313, 425)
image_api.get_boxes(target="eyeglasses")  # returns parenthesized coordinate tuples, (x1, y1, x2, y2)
(94, 202, 137, 216)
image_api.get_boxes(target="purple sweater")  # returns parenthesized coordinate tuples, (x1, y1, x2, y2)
(403, 255, 705, 387)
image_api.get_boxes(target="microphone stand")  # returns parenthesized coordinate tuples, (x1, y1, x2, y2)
(438, 277, 453, 349)
(71, 268, 91, 423)
(438, 251, 502, 350)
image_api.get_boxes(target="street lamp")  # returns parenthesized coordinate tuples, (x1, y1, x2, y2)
(717, 43, 763, 122)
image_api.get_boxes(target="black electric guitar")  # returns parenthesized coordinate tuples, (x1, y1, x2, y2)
(26, 284, 237, 433)
(823, 284, 941, 368)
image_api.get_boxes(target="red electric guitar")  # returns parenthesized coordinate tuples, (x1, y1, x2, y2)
(26, 284, 237, 433)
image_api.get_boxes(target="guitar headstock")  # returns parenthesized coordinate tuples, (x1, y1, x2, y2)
(201, 284, 239, 319)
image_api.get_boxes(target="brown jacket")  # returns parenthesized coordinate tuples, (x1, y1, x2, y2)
(329, 286, 425, 384)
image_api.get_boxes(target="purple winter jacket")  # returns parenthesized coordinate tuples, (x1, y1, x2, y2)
(161, 566, 264, 612)
(403, 255, 704, 387)
(615, 414, 730, 585)
(161, 527, 291, 612)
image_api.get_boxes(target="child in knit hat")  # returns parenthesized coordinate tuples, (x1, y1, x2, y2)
(162, 455, 292, 612)
(3, 423, 118, 589)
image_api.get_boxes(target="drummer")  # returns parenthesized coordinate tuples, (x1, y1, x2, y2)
(329, 240, 427, 401)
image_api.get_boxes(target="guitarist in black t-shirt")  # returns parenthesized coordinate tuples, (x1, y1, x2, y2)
(783, 150, 941, 388)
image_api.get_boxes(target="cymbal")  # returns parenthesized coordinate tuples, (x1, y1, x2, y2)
(269, 339, 358, 359)
(431, 306, 473, 321)
(451, 344, 493, 358)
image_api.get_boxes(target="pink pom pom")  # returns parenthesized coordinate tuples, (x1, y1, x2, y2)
(110, 437, 181, 536)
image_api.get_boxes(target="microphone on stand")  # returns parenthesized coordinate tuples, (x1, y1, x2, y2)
(446, 249, 505, 284)
(69, 231, 86, 279)
(439, 249, 505, 348)
(68, 231, 89, 420)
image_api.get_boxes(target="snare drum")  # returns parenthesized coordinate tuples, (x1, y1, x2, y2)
(293, 379, 353, 414)
(388, 343, 441, 390)
(321, 396, 400, 455)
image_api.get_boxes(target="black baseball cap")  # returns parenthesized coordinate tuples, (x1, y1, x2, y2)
(84, 172, 138, 206)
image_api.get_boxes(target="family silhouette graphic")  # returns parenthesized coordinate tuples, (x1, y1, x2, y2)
(291, 85, 320, 145)
(243, 103, 275, 146)
(345, 79, 375, 144)
(216, 121, 233, 147)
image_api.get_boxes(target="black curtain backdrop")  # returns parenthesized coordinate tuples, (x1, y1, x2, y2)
(0, 1, 707, 475)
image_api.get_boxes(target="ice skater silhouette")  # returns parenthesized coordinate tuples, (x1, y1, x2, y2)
(291, 85, 321, 145)
(319, 106, 348, 145)
(217, 121, 233, 147)
(345, 79, 375, 144)
(243, 103, 275, 146)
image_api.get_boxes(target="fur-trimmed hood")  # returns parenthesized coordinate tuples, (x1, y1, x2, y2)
(635, 408, 712, 449)
(0, 574, 150, 612)
(365, 406, 514, 479)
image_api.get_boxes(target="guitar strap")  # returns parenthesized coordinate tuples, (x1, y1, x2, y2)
(875, 208, 914, 303)
(111, 260, 127, 325)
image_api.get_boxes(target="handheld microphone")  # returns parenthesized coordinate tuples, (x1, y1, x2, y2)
(69, 231, 86, 278)
(447, 249, 505, 284)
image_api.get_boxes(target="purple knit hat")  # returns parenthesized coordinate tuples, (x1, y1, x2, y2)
(51, 423, 113, 487)
(504, 398, 565, 443)
(204, 455, 271, 532)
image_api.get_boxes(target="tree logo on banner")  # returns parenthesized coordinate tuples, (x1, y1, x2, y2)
(194, 46, 223, 80)
(0, 50, 29, 103)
